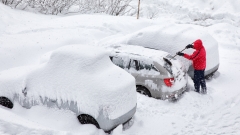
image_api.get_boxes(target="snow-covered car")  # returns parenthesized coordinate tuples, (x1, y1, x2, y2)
(0, 45, 137, 132)
(99, 24, 219, 79)
(107, 44, 187, 100)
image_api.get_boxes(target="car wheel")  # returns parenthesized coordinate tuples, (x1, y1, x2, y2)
(77, 114, 100, 129)
(0, 97, 14, 109)
(136, 86, 151, 97)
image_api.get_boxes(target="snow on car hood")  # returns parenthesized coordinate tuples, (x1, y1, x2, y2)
(0, 45, 136, 119)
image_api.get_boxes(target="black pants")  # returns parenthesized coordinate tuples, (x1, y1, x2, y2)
(194, 69, 207, 92)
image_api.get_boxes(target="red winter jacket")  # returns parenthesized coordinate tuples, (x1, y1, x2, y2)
(184, 39, 206, 70)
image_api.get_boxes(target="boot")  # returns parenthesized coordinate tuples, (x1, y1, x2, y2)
(201, 88, 207, 94)
(194, 89, 200, 93)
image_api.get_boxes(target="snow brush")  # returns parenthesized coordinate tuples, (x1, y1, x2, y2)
(163, 48, 186, 66)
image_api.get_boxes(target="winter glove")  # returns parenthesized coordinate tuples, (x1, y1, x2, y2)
(185, 44, 193, 49)
(176, 52, 184, 56)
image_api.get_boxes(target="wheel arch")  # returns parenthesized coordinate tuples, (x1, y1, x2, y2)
(77, 113, 100, 129)
(136, 85, 152, 97)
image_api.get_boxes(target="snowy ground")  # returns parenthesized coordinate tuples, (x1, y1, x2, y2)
(0, 0, 240, 135)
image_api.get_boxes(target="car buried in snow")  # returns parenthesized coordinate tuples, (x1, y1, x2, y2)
(99, 24, 219, 79)
(107, 44, 188, 100)
(0, 45, 137, 132)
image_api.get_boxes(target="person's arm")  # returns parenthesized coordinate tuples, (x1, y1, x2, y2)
(184, 50, 200, 60)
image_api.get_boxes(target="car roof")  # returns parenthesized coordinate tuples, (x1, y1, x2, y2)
(108, 44, 170, 62)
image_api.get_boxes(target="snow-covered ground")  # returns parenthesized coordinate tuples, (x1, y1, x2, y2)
(0, 0, 240, 134)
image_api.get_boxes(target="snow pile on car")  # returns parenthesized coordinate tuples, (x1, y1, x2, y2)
(99, 24, 219, 72)
(0, 45, 136, 119)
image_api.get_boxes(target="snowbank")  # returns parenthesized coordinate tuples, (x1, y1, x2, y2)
(136, 0, 240, 27)
(0, 3, 155, 72)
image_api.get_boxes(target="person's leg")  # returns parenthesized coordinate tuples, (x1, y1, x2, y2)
(194, 70, 201, 93)
(200, 69, 207, 94)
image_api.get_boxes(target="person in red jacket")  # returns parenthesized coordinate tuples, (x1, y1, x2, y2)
(177, 39, 207, 94)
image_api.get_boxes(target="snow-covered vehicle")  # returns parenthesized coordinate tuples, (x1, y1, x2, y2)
(0, 45, 137, 132)
(108, 44, 187, 100)
(99, 24, 219, 79)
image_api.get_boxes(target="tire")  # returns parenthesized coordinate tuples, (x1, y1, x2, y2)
(136, 86, 151, 97)
(0, 97, 14, 109)
(77, 114, 100, 129)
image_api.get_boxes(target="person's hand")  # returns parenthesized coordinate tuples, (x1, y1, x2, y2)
(185, 44, 193, 49)
(176, 52, 184, 56)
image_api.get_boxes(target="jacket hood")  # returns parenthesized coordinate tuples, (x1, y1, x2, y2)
(193, 39, 203, 50)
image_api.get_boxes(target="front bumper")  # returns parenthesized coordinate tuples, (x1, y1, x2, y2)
(97, 104, 137, 132)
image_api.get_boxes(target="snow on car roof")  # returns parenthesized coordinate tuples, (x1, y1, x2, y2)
(0, 45, 136, 119)
(107, 44, 170, 63)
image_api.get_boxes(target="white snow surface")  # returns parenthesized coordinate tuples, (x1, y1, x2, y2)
(0, 0, 240, 135)
(137, 0, 240, 27)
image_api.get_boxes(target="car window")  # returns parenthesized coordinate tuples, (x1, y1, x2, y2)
(111, 56, 130, 69)
(139, 61, 158, 72)
(138, 60, 160, 75)
(129, 60, 139, 71)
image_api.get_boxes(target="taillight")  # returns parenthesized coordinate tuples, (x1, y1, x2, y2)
(164, 78, 174, 87)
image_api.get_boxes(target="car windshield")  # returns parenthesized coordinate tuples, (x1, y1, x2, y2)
(163, 56, 173, 75)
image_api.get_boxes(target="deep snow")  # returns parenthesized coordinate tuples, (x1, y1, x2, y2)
(0, 0, 240, 135)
